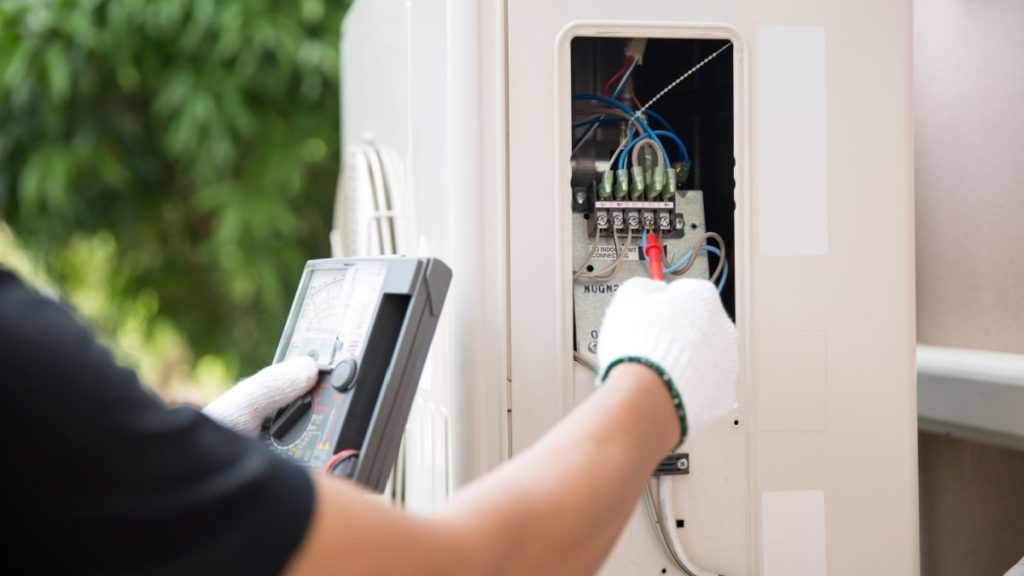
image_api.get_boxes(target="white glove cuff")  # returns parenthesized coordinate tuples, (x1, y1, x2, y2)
(601, 356, 688, 448)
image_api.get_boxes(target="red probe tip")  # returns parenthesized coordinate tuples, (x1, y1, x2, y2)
(645, 232, 664, 281)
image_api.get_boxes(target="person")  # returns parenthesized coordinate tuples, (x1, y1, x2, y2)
(0, 266, 737, 575)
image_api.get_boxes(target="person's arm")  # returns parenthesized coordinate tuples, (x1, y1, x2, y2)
(287, 277, 737, 575)
(287, 363, 676, 576)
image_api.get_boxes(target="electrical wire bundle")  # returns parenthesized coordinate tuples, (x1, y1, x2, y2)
(572, 42, 731, 292)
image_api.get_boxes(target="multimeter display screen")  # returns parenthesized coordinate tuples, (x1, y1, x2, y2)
(281, 264, 386, 366)
(269, 262, 387, 468)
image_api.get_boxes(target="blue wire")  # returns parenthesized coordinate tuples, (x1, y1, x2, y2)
(573, 116, 633, 150)
(572, 118, 626, 129)
(585, 107, 676, 143)
(572, 63, 637, 137)
(576, 111, 687, 164)
(644, 109, 676, 134)
(571, 94, 651, 133)
(663, 246, 690, 274)
(573, 62, 634, 141)
(705, 245, 728, 293)
(572, 64, 649, 152)
(618, 130, 690, 170)
(659, 243, 729, 293)
(571, 94, 666, 159)
(652, 130, 690, 165)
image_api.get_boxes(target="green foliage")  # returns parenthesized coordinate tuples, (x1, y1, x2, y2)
(0, 223, 229, 403)
(0, 0, 350, 387)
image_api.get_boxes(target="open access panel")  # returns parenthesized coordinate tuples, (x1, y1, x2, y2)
(262, 257, 451, 492)
(569, 35, 748, 575)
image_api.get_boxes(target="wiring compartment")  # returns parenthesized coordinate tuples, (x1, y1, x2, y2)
(569, 36, 735, 313)
(568, 34, 745, 576)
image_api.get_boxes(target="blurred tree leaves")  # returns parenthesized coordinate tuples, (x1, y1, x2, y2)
(0, 0, 350, 385)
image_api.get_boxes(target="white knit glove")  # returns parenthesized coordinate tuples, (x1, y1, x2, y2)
(203, 357, 319, 435)
(597, 277, 738, 447)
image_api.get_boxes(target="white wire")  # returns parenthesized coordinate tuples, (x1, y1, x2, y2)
(630, 138, 666, 169)
(573, 352, 599, 374)
(643, 476, 717, 576)
(576, 227, 633, 282)
(612, 58, 637, 97)
(636, 43, 731, 117)
(606, 43, 732, 167)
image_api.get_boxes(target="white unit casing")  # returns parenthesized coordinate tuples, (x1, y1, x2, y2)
(340, 1, 918, 574)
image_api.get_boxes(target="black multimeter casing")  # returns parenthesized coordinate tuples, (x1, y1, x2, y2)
(262, 257, 451, 492)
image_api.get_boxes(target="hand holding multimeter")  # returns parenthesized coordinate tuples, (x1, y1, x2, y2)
(249, 257, 451, 491)
(203, 356, 320, 436)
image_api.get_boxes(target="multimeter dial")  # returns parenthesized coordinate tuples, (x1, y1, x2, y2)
(267, 263, 386, 469)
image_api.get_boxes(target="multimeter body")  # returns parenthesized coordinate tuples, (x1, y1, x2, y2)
(261, 257, 451, 492)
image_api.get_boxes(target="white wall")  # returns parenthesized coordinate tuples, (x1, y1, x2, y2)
(915, 0, 1024, 356)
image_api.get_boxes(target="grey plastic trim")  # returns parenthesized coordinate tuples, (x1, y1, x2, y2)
(917, 345, 1024, 452)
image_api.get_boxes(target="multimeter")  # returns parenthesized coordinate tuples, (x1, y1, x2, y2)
(261, 257, 451, 492)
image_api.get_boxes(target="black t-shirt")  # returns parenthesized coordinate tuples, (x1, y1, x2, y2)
(0, 269, 314, 575)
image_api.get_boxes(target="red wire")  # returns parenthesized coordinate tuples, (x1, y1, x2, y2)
(629, 77, 643, 108)
(645, 232, 664, 281)
(323, 449, 359, 475)
(602, 56, 635, 96)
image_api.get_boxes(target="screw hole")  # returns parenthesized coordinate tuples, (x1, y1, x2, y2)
(661, 570, 668, 574)
(586, 265, 595, 272)
(583, 212, 591, 220)
(690, 222, 698, 230)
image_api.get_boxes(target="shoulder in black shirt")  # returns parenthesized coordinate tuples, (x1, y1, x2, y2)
(0, 269, 314, 576)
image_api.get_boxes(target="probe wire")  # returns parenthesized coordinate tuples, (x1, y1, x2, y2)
(324, 449, 360, 475)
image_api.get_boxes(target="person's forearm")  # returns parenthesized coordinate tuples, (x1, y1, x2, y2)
(440, 363, 679, 575)
(285, 363, 679, 576)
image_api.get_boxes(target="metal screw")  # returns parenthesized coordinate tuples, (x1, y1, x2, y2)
(627, 214, 640, 229)
(613, 213, 624, 228)
(575, 191, 587, 205)
(643, 215, 655, 228)
(587, 341, 598, 354)
(659, 214, 671, 229)
(674, 215, 685, 230)
(596, 213, 609, 228)
(676, 457, 689, 471)
(730, 409, 743, 429)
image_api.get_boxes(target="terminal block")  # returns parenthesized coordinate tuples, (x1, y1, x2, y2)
(589, 192, 685, 240)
